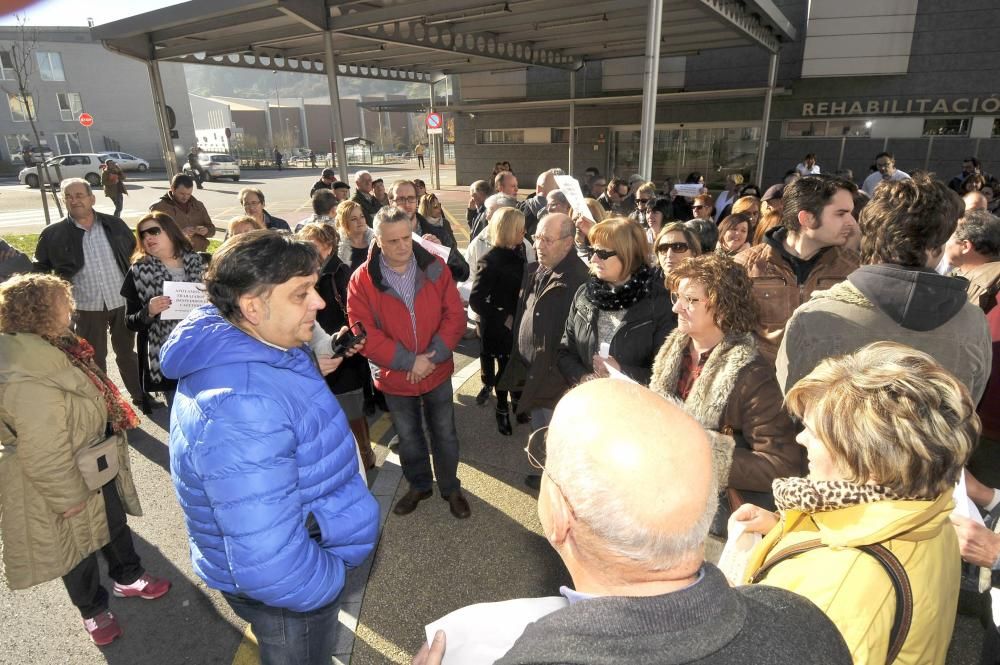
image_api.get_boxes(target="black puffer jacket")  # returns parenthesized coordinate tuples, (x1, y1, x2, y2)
(316, 254, 369, 394)
(557, 276, 676, 385)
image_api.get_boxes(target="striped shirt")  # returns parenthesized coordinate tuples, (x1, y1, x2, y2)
(71, 218, 126, 311)
(379, 253, 418, 341)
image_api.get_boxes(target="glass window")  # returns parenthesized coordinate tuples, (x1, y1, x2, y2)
(476, 129, 525, 144)
(923, 118, 970, 137)
(8, 93, 33, 122)
(0, 51, 13, 80)
(36, 51, 65, 81)
(5, 133, 31, 163)
(54, 132, 81, 154)
(57, 92, 83, 122)
(785, 121, 827, 138)
(827, 120, 872, 137)
(550, 128, 580, 144)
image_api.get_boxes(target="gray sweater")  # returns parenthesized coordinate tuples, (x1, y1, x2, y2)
(495, 564, 852, 665)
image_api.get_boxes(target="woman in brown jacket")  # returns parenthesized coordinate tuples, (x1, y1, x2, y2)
(648, 254, 803, 540)
(0, 274, 169, 646)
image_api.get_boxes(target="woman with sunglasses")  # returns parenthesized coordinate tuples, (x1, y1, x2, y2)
(120, 212, 206, 411)
(417, 193, 459, 250)
(652, 222, 702, 290)
(557, 219, 675, 385)
(649, 253, 800, 544)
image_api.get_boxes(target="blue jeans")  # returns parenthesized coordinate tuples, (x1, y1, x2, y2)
(222, 593, 341, 665)
(384, 379, 461, 496)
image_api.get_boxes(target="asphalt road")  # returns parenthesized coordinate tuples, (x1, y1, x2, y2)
(0, 162, 462, 236)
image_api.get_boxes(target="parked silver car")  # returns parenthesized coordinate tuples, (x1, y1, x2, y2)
(183, 152, 240, 182)
(103, 151, 149, 172)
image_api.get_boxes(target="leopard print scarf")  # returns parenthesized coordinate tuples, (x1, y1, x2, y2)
(772, 476, 915, 513)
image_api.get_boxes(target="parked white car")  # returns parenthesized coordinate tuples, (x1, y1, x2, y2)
(18, 153, 106, 188)
(103, 151, 149, 172)
(183, 152, 240, 182)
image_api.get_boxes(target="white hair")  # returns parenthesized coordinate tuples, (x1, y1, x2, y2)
(485, 193, 518, 217)
(373, 206, 410, 237)
(353, 170, 371, 184)
(546, 422, 718, 572)
(60, 177, 92, 198)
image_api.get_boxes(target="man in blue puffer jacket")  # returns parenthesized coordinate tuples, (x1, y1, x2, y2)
(160, 231, 379, 665)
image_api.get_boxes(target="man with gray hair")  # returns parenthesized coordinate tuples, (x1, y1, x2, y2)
(946, 209, 1000, 307)
(467, 179, 491, 230)
(413, 380, 852, 665)
(348, 206, 470, 519)
(351, 169, 381, 226)
(471, 192, 519, 240)
(34, 178, 146, 409)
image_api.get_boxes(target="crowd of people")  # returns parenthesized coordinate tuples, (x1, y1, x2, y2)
(1, 151, 999, 665)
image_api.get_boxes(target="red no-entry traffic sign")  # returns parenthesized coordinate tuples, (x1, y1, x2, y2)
(426, 112, 442, 129)
(78, 113, 94, 127)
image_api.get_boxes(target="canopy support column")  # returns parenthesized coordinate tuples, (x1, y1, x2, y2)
(756, 50, 779, 185)
(638, 0, 664, 179)
(323, 31, 350, 184)
(568, 71, 576, 175)
(146, 59, 177, 180)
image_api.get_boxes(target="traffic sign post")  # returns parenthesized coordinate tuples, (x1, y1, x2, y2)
(78, 113, 95, 153)
(426, 107, 442, 189)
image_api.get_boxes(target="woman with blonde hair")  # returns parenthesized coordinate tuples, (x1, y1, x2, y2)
(732, 195, 761, 233)
(335, 199, 374, 273)
(227, 215, 265, 238)
(558, 218, 675, 385)
(0, 274, 169, 646)
(649, 253, 799, 540)
(469, 208, 527, 435)
(735, 342, 976, 665)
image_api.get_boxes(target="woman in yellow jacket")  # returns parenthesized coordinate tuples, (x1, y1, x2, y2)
(734, 341, 977, 665)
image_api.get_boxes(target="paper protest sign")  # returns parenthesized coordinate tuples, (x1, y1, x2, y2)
(555, 175, 594, 222)
(412, 233, 452, 262)
(160, 281, 208, 321)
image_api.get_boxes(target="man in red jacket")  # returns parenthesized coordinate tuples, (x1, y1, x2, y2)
(348, 206, 470, 518)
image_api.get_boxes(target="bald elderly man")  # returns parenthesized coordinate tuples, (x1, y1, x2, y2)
(414, 380, 852, 665)
(965, 190, 988, 212)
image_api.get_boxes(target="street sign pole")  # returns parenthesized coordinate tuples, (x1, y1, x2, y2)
(85, 125, 94, 153)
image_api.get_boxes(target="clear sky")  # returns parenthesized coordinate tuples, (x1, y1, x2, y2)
(0, 0, 184, 27)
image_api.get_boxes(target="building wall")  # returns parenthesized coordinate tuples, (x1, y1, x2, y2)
(0, 27, 195, 170)
(454, 0, 1000, 189)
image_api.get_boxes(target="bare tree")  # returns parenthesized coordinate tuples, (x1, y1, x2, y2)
(3, 15, 44, 159)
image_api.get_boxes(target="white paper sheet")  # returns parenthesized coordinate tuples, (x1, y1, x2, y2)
(673, 183, 704, 198)
(604, 359, 638, 384)
(160, 281, 208, 321)
(718, 518, 763, 586)
(953, 473, 986, 527)
(412, 233, 453, 262)
(425, 597, 568, 665)
(554, 175, 595, 222)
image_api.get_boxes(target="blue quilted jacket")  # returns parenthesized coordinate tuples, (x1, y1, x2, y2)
(160, 305, 379, 612)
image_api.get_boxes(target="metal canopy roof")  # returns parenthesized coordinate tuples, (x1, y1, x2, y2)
(93, 0, 795, 83)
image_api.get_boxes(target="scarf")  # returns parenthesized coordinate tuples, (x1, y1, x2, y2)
(132, 252, 205, 384)
(45, 334, 139, 432)
(773, 476, 917, 514)
(584, 262, 653, 311)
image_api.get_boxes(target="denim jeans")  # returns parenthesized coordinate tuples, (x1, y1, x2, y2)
(223, 593, 342, 665)
(384, 379, 461, 496)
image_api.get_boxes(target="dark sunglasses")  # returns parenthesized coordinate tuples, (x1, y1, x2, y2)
(592, 248, 617, 260)
(138, 226, 163, 238)
(657, 242, 689, 254)
(637, 198, 651, 204)
(692, 205, 707, 210)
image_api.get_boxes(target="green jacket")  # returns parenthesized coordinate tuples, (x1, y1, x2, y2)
(0, 333, 141, 590)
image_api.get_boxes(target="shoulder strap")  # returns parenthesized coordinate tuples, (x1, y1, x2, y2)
(749, 538, 912, 665)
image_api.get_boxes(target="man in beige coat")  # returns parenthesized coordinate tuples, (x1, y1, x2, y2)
(149, 173, 215, 251)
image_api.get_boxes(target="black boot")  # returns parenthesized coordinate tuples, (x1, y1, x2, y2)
(476, 385, 491, 406)
(496, 407, 512, 436)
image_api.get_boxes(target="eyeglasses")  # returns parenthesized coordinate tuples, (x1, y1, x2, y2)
(535, 234, 571, 246)
(394, 196, 418, 204)
(692, 205, 707, 210)
(670, 292, 704, 310)
(592, 247, 617, 260)
(138, 226, 162, 238)
(637, 198, 651, 204)
(657, 242, 689, 255)
(243, 200, 263, 208)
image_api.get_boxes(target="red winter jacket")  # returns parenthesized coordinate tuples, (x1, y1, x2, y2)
(347, 243, 465, 397)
